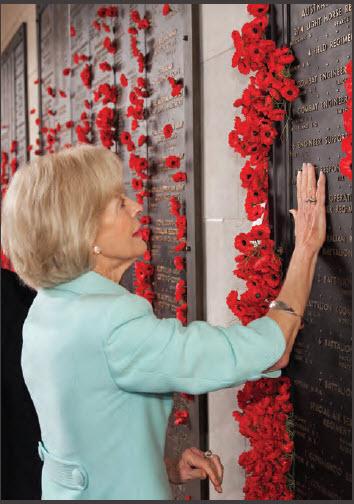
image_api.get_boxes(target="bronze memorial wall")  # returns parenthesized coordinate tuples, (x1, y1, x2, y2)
(37, 4, 205, 500)
(271, 4, 352, 500)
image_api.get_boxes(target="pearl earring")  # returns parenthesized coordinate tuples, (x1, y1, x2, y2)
(93, 245, 102, 255)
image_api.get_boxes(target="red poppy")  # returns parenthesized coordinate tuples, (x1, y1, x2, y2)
(143, 250, 151, 261)
(103, 36, 117, 54)
(175, 240, 186, 252)
(176, 304, 187, 325)
(70, 25, 76, 37)
(120, 131, 131, 145)
(99, 61, 112, 72)
(106, 6, 118, 17)
(280, 79, 299, 102)
(167, 76, 183, 97)
(138, 18, 150, 30)
(63, 67, 71, 76)
(30, 108, 36, 114)
(140, 215, 151, 225)
(84, 99, 92, 110)
(163, 124, 173, 138)
(46, 86, 55, 97)
(92, 20, 101, 31)
(66, 120, 74, 129)
(102, 22, 110, 33)
(165, 155, 181, 169)
(173, 408, 189, 426)
(180, 392, 194, 401)
(169, 196, 181, 216)
(9, 140, 17, 154)
(130, 10, 140, 23)
(120, 73, 128, 87)
(140, 228, 151, 242)
(175, 280, 186, 302)
(80, 64, 92, 89)
(138, 135, 147, 146)
(172, 172, 187, 183)
(247, 4, 269, 17)
(59, 90, 67, 98)
(132, 177, 143, 191)
(174, 256, 184, 271)
(97, 7, 107, 17)
(162, 4, 171, 16)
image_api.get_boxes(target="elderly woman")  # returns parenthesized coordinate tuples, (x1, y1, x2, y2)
(1, 145, 326, 500)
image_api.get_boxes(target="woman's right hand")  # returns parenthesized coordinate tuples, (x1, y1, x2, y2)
(289, 162, 326, 256)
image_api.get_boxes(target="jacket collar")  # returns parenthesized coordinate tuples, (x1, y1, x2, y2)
(47, 270, 129, 296)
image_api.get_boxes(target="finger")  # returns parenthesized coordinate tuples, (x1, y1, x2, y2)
(187, 453, 221, 489)
(210, 455, 224, 484)
(307, 163, 316, 197)
(296, 169, 302, 208)
(316, 170, 326, 207)
(189, 468, 207, 480)
(189, 447, 205, 457)
(301, 162, 308, 202)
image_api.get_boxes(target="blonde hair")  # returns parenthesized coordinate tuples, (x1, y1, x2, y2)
(1, 144, 124, 290)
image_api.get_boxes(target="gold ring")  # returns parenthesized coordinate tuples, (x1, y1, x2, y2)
(204, 450, 213, 458)
(305, 197, 317, 204)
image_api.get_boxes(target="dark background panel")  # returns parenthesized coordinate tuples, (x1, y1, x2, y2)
(271, 4, 352, 500)
(1, 269, 41, 500)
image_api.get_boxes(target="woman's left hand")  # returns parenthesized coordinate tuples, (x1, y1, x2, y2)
(166, 447, 224, 493)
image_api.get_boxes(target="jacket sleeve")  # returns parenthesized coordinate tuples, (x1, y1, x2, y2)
(102, 294, 286, 394)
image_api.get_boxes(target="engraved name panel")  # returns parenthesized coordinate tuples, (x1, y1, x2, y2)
(274, 4, 352, 500)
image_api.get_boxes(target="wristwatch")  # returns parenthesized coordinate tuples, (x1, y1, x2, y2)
(269, 300, 305, 329)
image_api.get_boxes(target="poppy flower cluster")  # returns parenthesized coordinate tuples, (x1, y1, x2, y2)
(167, 76, 183, 97)
(130, 9, 150, 31)
(165, 154, 187, 183)
(233, 376, 294, 500)
(128, 12, 148, 73)
(80, 64, 92, 89)
(73, 52, 89, 65)
(75, 117, 91, 144)
(227, 5, 296, 500)
(117, 50, 153, 303)
(1, 151, 9, 185)
(94, 83, 118, 105)
(168, 194, 188, 322)
(226, 222, 281, 325)
(134, 261, 155, 303)
(340, 60, 352, 181)
(103, 36, 117, 55)
(95, 107, 117, 148)
(97, 6, 118, 18)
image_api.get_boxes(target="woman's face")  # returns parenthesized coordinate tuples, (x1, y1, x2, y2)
(94, 192, 146, 262)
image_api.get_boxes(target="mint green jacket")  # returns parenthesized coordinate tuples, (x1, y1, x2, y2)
(21, 271, 285, 500)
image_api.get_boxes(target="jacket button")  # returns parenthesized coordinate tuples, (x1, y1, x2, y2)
(72, 468, 85, 488)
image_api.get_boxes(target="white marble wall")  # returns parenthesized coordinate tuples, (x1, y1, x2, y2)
(199, 4, 253, 500)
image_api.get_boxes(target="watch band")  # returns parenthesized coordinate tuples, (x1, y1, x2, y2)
(269, 300, 305, 329)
